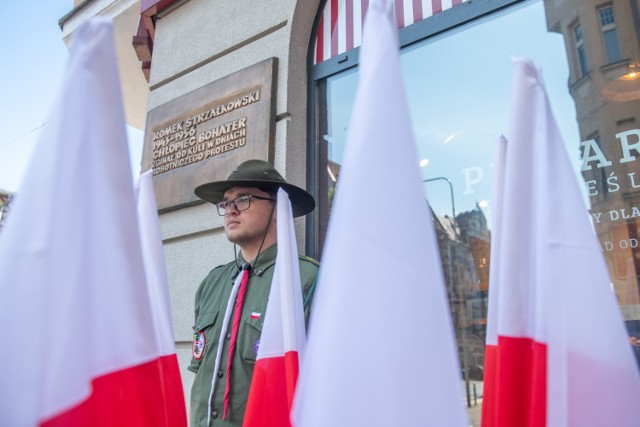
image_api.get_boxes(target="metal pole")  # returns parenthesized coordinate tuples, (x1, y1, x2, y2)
(424, 177, 470, 406)
(423, 177, 457, 224)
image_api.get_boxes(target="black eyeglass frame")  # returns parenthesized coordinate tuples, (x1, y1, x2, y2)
(216, 194, 276, 216)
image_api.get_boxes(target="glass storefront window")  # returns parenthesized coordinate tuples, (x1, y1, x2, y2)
(310, 0, 640, 425)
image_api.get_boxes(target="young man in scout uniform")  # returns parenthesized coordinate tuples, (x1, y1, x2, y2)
(188, 159, 319, 427)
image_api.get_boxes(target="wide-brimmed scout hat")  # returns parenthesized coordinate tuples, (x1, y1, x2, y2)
(194, 159, 315, 217)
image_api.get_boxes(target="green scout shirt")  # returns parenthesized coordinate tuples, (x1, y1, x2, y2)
(188, 244, 319, 427)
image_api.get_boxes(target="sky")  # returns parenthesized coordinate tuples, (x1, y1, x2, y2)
(0, 2, 143, 193)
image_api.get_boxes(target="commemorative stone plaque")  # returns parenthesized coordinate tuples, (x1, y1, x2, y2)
(141, 58, 277, 211)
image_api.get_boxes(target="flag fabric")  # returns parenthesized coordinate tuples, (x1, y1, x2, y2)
(0, 17, 186, 427)
(136, 170, 188, 426)
(480, 134, 508, 427)
(291, 0, 468, 426)
(482, 57, 640, 427)
(243, 188, 307, 427)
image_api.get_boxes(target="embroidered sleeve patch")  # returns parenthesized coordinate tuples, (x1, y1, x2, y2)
(192, 331, 206, 360)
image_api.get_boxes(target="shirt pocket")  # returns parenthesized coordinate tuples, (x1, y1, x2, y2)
(191, 311, 220, 362)
(239, 310, 263, 363)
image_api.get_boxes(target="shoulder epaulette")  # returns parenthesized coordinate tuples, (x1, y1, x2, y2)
(208, 260, 236, 275)
(299, 255, 320, 267)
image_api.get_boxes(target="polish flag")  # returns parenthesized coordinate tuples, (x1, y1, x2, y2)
(243, 188, 307, 427)
(0, 18, 187, 427)
(291, 0, 468, 426)
(480, 134, 507, 427)
(136, 169, 188, 426)
(481, 58, 640, 427)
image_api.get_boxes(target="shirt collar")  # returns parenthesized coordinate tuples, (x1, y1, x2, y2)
(236, 243, 277, 277)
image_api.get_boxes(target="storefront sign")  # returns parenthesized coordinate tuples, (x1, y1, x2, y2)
(579, 128, 640, 263)
(581, 129, 640, 196)
(141, 58, 277, 211)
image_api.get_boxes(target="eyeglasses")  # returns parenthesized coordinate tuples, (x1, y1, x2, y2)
(216, 194, 275, 216)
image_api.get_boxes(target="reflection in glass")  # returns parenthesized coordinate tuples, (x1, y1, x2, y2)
(545, 0, 640, 369)
(315, 0, 640, 424)
(598, 5, 623, 64)
(574, 23, 590, 78)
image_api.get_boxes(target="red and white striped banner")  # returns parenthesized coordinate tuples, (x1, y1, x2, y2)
(313, 0, 468, 64)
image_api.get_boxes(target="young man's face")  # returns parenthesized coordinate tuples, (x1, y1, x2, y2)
(221, 186, 276, 247)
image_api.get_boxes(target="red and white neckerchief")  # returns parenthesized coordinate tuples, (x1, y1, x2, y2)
(206, 263, 251, 425)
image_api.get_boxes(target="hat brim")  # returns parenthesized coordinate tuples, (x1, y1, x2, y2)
(194, 179, 315, 218)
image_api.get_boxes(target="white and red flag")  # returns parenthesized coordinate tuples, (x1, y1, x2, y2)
(136, 169, 188, 426)
(0, 18, 186, 427)
(291, 0, 468, 426)
(481, 57, 640, 427)
(480, 134, 507, 427)
(243, 188, 307, 427)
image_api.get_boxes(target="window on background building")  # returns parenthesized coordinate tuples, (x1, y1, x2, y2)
(598, 4, 622, 63)
(308, 0, 640, 424)
(573, 22, 590, 77)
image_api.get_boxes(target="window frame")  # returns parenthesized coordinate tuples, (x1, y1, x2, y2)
(597, 4, 623, 64)
(573, 21, 590, 78)
(305, 0, 529, 258)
